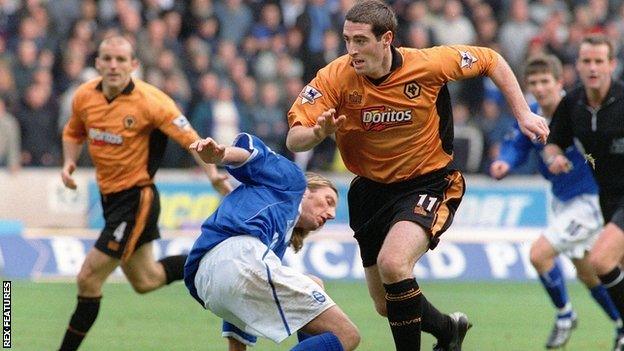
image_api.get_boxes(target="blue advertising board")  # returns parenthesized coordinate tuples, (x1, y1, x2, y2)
(88, 181, 548, 229)
(0, 233, 574, 281)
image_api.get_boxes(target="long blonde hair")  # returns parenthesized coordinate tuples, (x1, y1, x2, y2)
(290, 172, 338, 253)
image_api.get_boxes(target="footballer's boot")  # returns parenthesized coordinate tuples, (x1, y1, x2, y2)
(545, 313, 577, 349)
(614, 331, 624, 351)
(432, 312, 472, 351)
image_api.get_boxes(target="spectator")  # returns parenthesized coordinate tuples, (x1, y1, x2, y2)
(12, 39, 38, 95)
(233, 75, 257, 133)
(253, 82, 288, 155)
(211, 83, 240, 145)
(474, 98, 516, 173)
(499, 0, 539, 73)
(0, 60, 18, 112)
(452, 103, 483, 174)
(190, 72, 220, 139)
(181, 0, 215, 39)
(15, 82, 60, 167)
(0, 98, 21, 173)
(296, 0, 333, 55)
(250, 3, 286, 51)
(431, 0, 476, 45)
(214, 0, 253, 46)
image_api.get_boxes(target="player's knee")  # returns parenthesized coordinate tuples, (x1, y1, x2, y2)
(529, 245, 548, 272)
(376, 255, 408, 281)
(341, 325, 361, 351)
(588, 250, 612, 275)
(77, 267, 101, 294)
(576, 269, 598, 287)
(373, 301, 387, 317)
(334, 323, 360, 351)
(128, 278, 157, 294)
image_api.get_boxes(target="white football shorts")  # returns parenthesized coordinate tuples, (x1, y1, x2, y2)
(544, 193, 603, 259)
(194, 235, 335, 343)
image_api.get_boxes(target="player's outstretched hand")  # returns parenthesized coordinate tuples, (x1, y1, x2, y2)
(518, 112, 549, 144)
(61, 162, 77, 189)
(489, 160, 510, 180)
(313, 109, 346, 140)
(190, 138, 226, 164)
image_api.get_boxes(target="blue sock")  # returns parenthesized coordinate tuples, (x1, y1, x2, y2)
(590, 285, 621, 322)
(297, 331, 312, 342)
(538, 262, 569, 310)
(290, 332, 344, 351)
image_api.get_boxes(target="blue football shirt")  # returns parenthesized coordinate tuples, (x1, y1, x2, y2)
(184, 133, 307, 304)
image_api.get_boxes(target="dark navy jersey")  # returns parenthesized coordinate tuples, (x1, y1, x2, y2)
(548, 81, 624, 191)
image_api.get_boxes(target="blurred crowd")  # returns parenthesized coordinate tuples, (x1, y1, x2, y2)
(1, 0, 624, 175)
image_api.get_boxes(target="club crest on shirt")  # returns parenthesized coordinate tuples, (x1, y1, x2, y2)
(460, 50, 478, 69)
(299, 85, 322, 104)
(311, 290, 326, 303)
(403, 81, 421, 99)
(348, 91, 363, 104)
(123, 115, 136, 129)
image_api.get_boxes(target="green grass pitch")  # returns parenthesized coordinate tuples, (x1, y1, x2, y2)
(9, 280, 616, 350)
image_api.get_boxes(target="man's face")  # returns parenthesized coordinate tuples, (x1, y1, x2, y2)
(297, 187, 337, 231)
(95, 41, 137, 91)
(576, 43, 615, 91)
(343, 20, 390, 77)
(525, 72, 562, 110)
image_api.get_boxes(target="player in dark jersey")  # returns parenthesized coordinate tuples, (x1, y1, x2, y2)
(287, 1, 549, 350)
(57, 35, 231, 351)
(545, 34, 624, 350)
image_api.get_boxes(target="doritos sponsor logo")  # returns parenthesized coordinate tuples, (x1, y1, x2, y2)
(361, 106, 413, 131)
(172, 115, 190, 130)
(460, 50, 477, 69)
(88, 128, 123, 146)
(300, 85, 322, 104)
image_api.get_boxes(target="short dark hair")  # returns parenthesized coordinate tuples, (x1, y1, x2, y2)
(345, 0, 397, 40)
(581, 34, 614, 59)
(524, 54, 563, 81)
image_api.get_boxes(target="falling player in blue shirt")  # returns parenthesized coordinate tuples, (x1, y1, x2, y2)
(490, 55, 621, 349)
(184, 133, 360, 351)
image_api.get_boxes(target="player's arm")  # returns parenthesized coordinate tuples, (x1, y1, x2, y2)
(488, 55, 549, 144)
(61, 140, 82, 189)
(543, 143, 571, 174)
(286, 65, 342, 153)
(543, 96, 574, 174)
(189, 138, 252, 166)
(490, 124, 533, 180)
(286, 109, 346, 152)
(151, 95, 233, 195)
(61, 98, 86, 190)
(191, 152, 233, 195)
